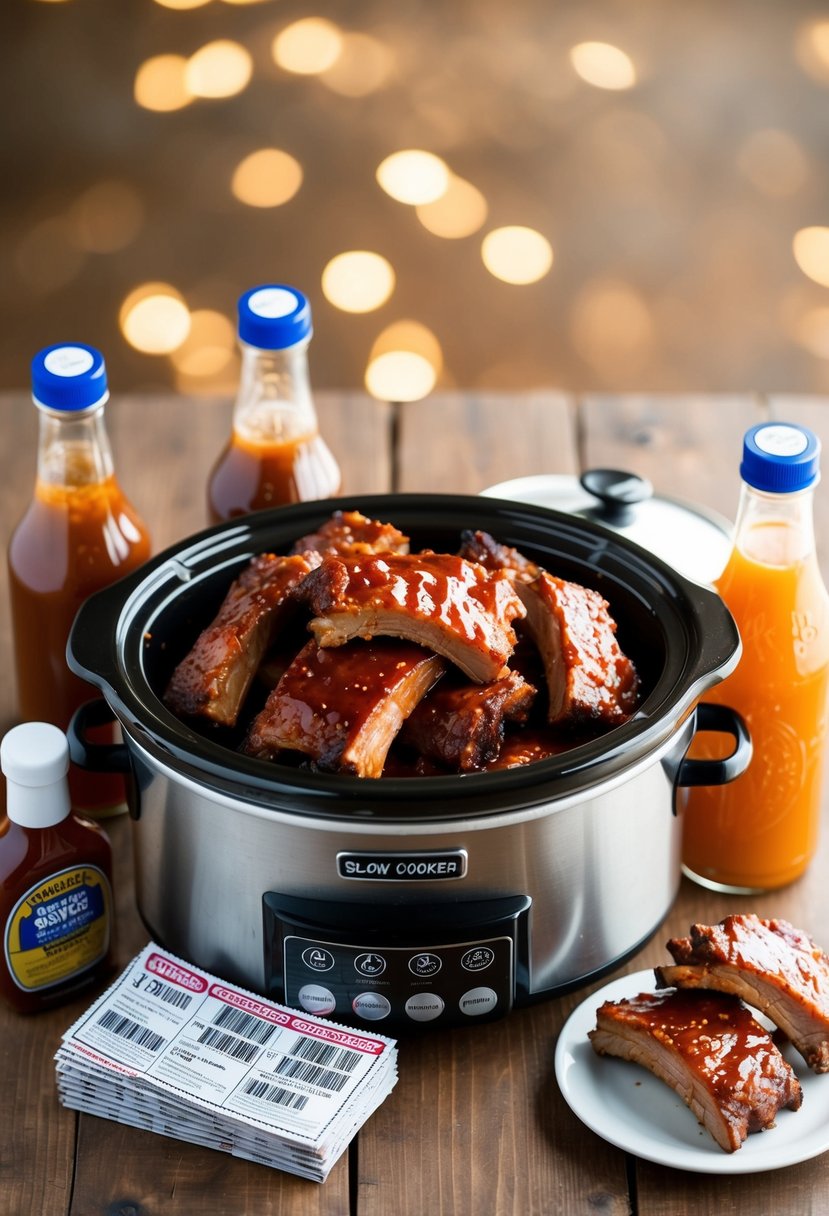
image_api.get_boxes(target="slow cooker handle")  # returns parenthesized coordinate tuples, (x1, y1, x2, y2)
(67, 699, 132, 774)
(675, 702, 752, 787)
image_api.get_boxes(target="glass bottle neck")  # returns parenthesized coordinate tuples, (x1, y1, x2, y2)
(35, 401, 114, 488)
(232, 339, 318, 445)
(732, 480, 816, 567)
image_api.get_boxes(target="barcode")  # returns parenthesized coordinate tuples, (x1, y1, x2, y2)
(242, 1078, 309, 1110)
(275, 1056, 350, 1092)
(148, 980, 192, 1010)
(212, 1004, 277, 1045)
(97, 1009, 165, 1053)
(196, 1026, 259, 1063)
(289, 1036, 362, 1073)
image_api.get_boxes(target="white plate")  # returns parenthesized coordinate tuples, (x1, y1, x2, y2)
(554, 969, 829, 1174)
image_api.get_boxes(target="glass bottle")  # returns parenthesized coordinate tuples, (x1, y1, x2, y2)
(207, 284, 341, 524)
(682, 422, 829, 891)
(0, 722, 114, 1014)
(7, 344, 151, 815)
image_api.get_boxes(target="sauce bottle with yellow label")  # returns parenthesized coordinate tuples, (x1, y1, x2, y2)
(7, 344, 151, 815)
(0, 722, 114, 1014)
(207, 284, 341, 523)
(682, 422, 829, 891)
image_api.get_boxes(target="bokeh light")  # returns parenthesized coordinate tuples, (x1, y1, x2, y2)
(272, 18, 343, 75)
(185, 40, 253, 99)
(10, 2, 829, 399)
(793, 227, 829, 288)
(153, 0, 211, 9)
(134, 55, 191, 112)
(569, 41, 637, 90)
(416, 176, 488, 239)
(737, 129, 809, 197)
(481, 226, 553, 284)
(376, 151, 450, 206)
(231, 149, 303, 208)
(791, 307, 829, 360)
(365, 321, 442, 402)
(321, 252, 395, 313)
(14, 217, 85, 294)
(794, 19, 829, 84)
(169, 309, 236, 376)
(319, 32, 394, 97)
(120, 283, 191, 355)
(68, 181, 145, 253)
(570, 279, 655, 374)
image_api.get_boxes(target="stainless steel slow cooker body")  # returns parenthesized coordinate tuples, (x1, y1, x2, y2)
(68, 493, 749, 1033)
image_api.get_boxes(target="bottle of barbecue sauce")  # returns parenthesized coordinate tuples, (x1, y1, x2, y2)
(7, 344, 151, 816)
(0, 722, 114, 1014)
(207, 284, 341, 524)
(682, 422, 829, 892)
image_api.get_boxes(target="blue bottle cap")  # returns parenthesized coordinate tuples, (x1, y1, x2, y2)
(740, 422, 820, 493)
(31, 343, 108, 412)
(237, 284, 312, 350)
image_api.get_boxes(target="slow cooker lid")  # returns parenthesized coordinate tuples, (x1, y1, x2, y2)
(481, 471, 733, 586)
(67, 493, 741, 822)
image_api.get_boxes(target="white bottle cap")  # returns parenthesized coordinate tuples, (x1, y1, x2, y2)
(1, 722, 72, 828)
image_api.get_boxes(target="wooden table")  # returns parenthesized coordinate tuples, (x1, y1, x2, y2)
(3, 389, 829, 1215)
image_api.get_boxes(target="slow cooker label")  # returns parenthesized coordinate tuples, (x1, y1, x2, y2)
(337, 850, 468, 881)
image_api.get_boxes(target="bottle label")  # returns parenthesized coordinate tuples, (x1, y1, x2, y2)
(4, 864, 111, 993)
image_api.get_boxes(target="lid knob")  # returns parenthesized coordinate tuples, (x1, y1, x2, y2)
(579, 468, 653, 524)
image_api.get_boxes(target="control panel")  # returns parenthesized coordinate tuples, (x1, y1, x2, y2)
(263, 893, 531, 1033)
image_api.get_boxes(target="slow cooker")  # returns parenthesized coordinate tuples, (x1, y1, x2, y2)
(67, 493, 749, 1033)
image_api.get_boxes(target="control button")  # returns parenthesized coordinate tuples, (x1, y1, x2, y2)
(301, 946, 335, 972)
(405, 992, 445, 1022)
(297, 984, 337, 1015)
(408, 952, 442, 978)
(352, 992, 392, 1021)
(461, 946, 495, 972)
(459, 987, 499, 1017)
(354, 952, 387, 977)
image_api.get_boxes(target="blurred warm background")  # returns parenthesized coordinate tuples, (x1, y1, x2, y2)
(3, 0, 829, 402)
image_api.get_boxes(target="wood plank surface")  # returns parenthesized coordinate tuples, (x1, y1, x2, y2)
(395, 391, 578, 493)
(4, 391, 829, 1215)
(579, 392, 761, 524)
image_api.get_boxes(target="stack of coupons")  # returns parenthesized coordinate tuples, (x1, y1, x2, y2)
(54, 942, 398, 1182)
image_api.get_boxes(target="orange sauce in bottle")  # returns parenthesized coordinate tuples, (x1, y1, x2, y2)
(207, 430, 341, 523)
(8, 346, 151, 815)
(208, 284, 341, 525)
(682, 432, 829, 891)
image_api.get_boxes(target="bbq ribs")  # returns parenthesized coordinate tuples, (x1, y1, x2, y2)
(459, 530, 640, 726)
(656, 914, 829, 1073)
(164, 552, 320, 727)
(590, 988, 802, 1152)
(163, 510, 641, 776)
